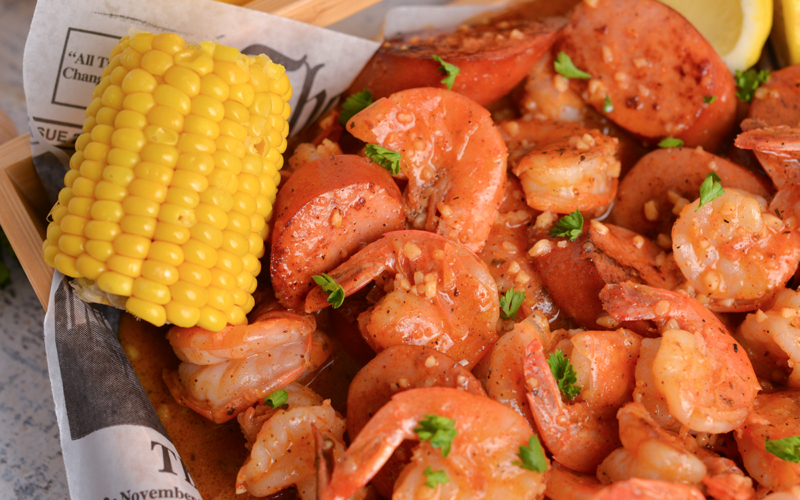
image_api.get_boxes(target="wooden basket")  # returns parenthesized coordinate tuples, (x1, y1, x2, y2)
(0, 0, 498, 310)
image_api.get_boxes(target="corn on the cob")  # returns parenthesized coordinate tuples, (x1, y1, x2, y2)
(42, 32, 291, 332)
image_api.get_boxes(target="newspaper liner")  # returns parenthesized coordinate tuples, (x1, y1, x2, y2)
(26, 0, 497, 497)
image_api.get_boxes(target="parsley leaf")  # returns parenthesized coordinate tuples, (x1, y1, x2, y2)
(312, 273, 345, 308)
(554, 52, 591, 79)
(500, 289, 525, 320)
(513, 435, 548, 472)
(264, 389, 288, 408)
(339, 89, 373, 125)
(735, 69, 770, 103)
(432, 55, 460, 90)
(603, 95, 613, 113)
(703, 95, 716, 104)
(549, 210, 584, 241)
(365, 144, 401, 175)
(547, 350, 582, 400)
(658, 137, 684, 148)
(696, 172, 725, 212)
(766, 435, 800, 463)
(423, 467, 450, 488)
(414, 414, 458, 457)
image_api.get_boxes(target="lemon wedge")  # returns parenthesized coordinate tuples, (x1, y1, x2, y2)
(657, 0, 773, 71)
(773, 0, 800, 66)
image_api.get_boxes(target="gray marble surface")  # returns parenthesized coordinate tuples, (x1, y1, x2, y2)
(1, 0, 72, 498)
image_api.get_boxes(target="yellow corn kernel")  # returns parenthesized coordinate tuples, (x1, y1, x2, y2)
(165, 301, 200, 328)
(170, 281, 208, 308)
(126, 297, 166, 327)
(153, 222, 191, 245)
(97, 271, 133, 296)
(141, 260, 180, 286)
(132, 277, 171, 305)
(46, 31, 290, 329)
(178, 261, 212, 287)
(120, 215, 157, 238)
(76, 254, 106, 280)
(197, 306, 226, 332)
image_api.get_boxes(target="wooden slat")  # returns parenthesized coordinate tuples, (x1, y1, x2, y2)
(244, 0, 383, 27)
(0, 135, 52, 310)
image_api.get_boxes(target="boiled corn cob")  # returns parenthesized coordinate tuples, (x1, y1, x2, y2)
(42, 31, 291, 332)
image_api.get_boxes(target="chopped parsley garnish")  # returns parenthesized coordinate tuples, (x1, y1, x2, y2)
(414, 414, 457, 457)
(365, 144, 401, 175)
(549, 210, 584, 241)
(696, 172, 725, 212)
(432, 55, 460, 90)
(547, 350, 582, 400)
(500, 289, 525, 320)
(766, 435, 800, 463)
(658, 137, 684, 148)
(513, 435, 548, 472)
(603, 95, 613, 113)
(312, 273, 345, 308)
(423, 467, 450, 488)
(703, 95, 716, 104)
(339, 89, 373, 125)
(554, 52, 591, 79)
(735, 69, 770, 103)
(264, 389, 288, 408)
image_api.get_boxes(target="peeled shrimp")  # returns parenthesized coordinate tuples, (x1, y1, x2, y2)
(236, 385, 347, 500)
(600, 283, 760, 433)
(523, 327, 641, 473)
(320, 387, 548, 500)
(735, 391, 800, 492)
(672, 188, 800, 312)
(500, 118, 620, 215)
(740, 288, 800, 388)
(346, 345, 485, 498)
(305, 230, 499, 369)
(591, 478, 706, 500)
(348, 87, 507, 252)
(166, 310, 316, 365)
(238, 382, 324, 446)
(163, 329, 322, 423)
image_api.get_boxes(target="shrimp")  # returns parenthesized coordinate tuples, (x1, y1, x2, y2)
(522, 327, 641, 473)
(735, 121, 800, 191)
(346, 345, 485, 498)
(287, 139, 343, 173)
(319, 387, 548, 500)
(735, 391, 800, 493)
(238, 382, 324, 446)
(591, 478, 706, 500)
(600, 283, 760, 433)
(545, 462, 603, 500)
(477, 175, 559, 327)
(235, 386, 347, 500)
(347, 87, 507, 252)
(671, 188, 800, 312)
(304, 230, 499, 369)
(739, 288, 800, 388)
(166, 310, 316, 365)
(499, 118, 620, 216)
(163, 327, 326, 423)
(515, 52, 588, 122)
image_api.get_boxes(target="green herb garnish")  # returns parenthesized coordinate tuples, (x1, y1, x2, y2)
(766, 435, 800, 463)
(513, 435, 548, 472)
(414, 414, 457, 457)
(735, 69, 770, 103)
(603, 95, 613, 113)
(658, 137, 684, 148)
(312, 273, 345, 308)
(554, 52, 591, 79)
(696, 172, 725, 212)
(547, 350, 581, 400)
(549, 210, 584, 241)
(432, 55, 460, 90)
(339, 89, 373, 125)
(500, 289, 525, 320)
(703, 95, 716, 104)
(264, 389, 288, 408)
(423, 467, 450, 488)
(365, 144, 401, 175)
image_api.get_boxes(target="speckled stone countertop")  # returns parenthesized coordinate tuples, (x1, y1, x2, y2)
(1, 0, 71, 497)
